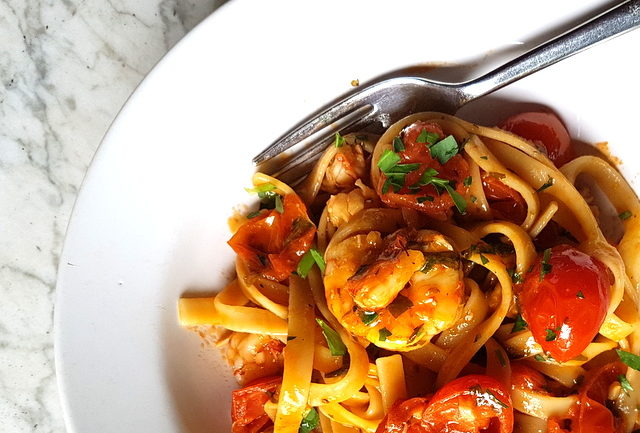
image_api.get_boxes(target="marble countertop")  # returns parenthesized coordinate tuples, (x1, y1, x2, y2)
(0, 1, 225, 431)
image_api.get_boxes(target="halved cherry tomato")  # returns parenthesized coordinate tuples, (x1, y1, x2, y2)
(547, 362, 625, 433)
(378, 121, 470, 221)
(228, 193, 316, 281)
(481, 172, 527, 224)
(519, 244, 610, 362)
(500, 112, 574, 167)
(231, 376, 281, 433)
(376, 375, 513, 433)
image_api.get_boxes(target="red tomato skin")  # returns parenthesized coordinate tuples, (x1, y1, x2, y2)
(500, 112, 574, 167)
(231, 376, 281, 433)
(228, 193, 316, 281)
(547, 362, 625, 433)
(481, 172, 527, 224)
(378, 121, 470, 221)
(519, 245, 610, 362)
(376, 375, 513, 433)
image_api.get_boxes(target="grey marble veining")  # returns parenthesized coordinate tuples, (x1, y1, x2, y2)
(0, 1, 226, 431)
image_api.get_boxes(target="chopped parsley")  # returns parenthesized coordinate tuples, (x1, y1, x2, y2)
(378, 328, 392, 342)
(576, 290, 585, 299)
(274, 194, 284, 213)
(359, 310, 378, 325)
(417, 196, 434, 203)
(416, 129, 439, 145)
(393, 136, 405, 152)
(480, 155, 488, 160)
(246, 210, 262, 219)
(545, 328, 557, 341)
(479, 253, 489, 265)
(316, 318, 347, 356)
(536, 176, 555, 192)
(512, 314, 528, 333)
(377, 154, 467, 214)
(507, 269, 523, 284)
(429, 135, 459, 165)
(534, 354, 547, 362)
(377, 149, 402, 172)
(299, 408, 320, 433)
(470, 195, 478, 203)
(617, 350, 640, 371)
(245, 183, 276, 194)
(297, 248, 326, 278)
(619, 210, 633, 221)
(444, 183, 467, 214)
(463, 176, 473, 187)
(334, 132, 345, 148)
(619, 374, 634, 394)
(540, 248, 553, 281)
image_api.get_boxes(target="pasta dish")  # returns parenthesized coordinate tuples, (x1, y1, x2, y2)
(179, 110, 640, 433)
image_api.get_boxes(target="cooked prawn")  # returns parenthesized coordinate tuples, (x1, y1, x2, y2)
(321, 142, 367, 194)
(324, 221, 464, 351)
(224, 331, 285, 385)
(326, 180, 379, 229)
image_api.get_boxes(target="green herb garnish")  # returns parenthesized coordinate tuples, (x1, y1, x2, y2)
(619, 210, 633, 221)
(617, 350, 640, 370)
(537, 177, 555, 192)
(416, 129, 439, 144)
(334, 132, 345, 148)
(463, 176, 473, 187)
(274, 194, 284, 213)
(417, 196, 434, 203)
(297, 248, 325, 278)
(245, 183, 276, 194)
(316, 318, 346, 356)
(534, 354, 547, 362)
(576, 290, 585, 299)
(545, 328, 557, 341)
(377, 149, 401, 172)
(507, 269, 523, 284)
(299, 408, 320, 433)
(479, 253, 489, 265)
(378, 328, 392, 341)
(429, 135, 459, 164)
(512, 314, 528, 333)
(393, 136, 405, 152)
(359, 310, 378, 325)
(246, 210, 262, 219)
(540, 248, 553, 281)
(619, 374, 634, 394)
(444, 184, 467, 214)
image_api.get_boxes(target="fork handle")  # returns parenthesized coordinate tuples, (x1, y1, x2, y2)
(459, 0, 640, 101)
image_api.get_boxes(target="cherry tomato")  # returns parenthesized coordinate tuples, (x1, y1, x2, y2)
(519, 245, 610, 362)
(481, 172, 527, 224)
(231, 376, 280, 433)
(547, 362, 625, 433)
(376, 375, 513, 433)
(378, 121, 470, 221)
(500, 112, 574, 167)
(228, 193, 316, 281)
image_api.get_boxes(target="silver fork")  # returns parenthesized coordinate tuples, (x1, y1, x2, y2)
(253, 0, 640, 185)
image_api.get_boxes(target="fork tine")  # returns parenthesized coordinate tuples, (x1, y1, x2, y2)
(253, 102, 375, 165)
